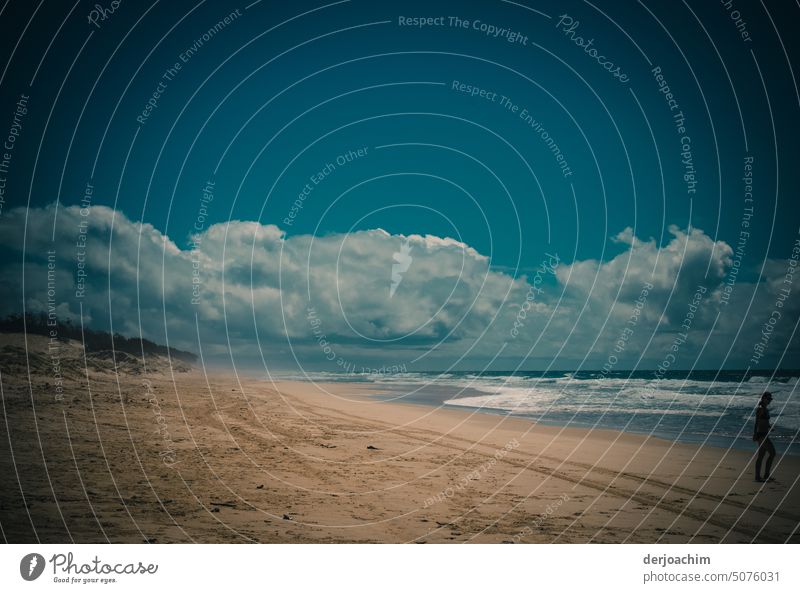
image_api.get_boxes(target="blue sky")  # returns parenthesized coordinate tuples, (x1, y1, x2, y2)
(0, 0, 798, 371)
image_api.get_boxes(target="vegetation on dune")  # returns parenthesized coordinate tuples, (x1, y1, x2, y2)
(0, 312, 197, 363)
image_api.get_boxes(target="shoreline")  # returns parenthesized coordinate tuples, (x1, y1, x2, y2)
(436, 401, 797, 456)
(286, 380, 773, 462)
(361, 381, 800, 457)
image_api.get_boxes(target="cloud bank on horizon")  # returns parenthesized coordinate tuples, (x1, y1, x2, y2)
(1, 202, 797, 371)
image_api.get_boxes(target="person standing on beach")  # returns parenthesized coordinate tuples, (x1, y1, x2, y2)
(753, 391, 776, 483)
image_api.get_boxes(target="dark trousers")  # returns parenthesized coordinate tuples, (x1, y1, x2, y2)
(755, 436, 775, 480)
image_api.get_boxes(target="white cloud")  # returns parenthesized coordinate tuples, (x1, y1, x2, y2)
(0, 204, 795, 370)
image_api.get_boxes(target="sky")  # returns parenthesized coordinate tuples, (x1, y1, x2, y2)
(0, 0, 798, 372)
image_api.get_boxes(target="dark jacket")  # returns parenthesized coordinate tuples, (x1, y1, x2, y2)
(754, 403, 771, 440)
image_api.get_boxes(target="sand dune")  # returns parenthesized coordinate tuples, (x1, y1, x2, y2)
(1, 333, 798, 543)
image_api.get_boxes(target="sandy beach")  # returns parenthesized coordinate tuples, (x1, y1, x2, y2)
(1, 334, 798, 543)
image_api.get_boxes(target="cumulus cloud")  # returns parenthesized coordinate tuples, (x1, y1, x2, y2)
(0, 203, 795, 370)
(0, 203, 526, 367)
(559, 225, 730, 308)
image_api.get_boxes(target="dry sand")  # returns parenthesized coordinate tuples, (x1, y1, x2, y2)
(1, 333, 798, 543)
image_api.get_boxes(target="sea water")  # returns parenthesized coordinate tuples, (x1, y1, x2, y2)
(272, 369, 800, 455)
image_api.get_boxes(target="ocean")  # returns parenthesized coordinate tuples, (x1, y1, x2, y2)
(274, 369, 800, 455)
